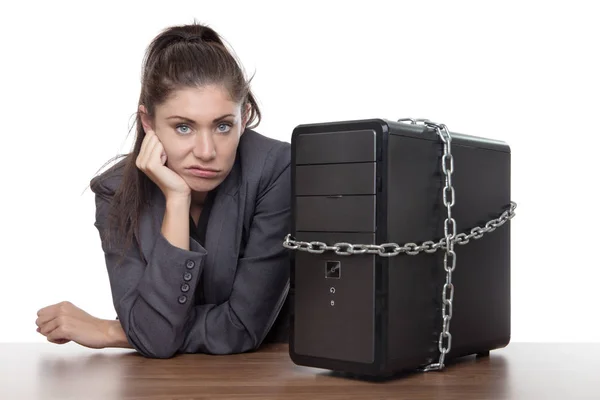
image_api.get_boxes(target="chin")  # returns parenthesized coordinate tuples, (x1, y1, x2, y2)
(186, 178, 222, 193)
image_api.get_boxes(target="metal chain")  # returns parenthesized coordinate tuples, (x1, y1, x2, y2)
(283, 118, 517, 372)
(422, 119, 454, 371)
(282, 202, 515, 257)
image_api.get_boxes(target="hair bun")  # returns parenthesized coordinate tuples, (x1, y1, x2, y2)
(161, 24, 224, 48)
(143, 23, 226, 76)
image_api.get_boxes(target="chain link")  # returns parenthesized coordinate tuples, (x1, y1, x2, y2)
(283, 118, 517, 373)
(283, 204, 516, 257)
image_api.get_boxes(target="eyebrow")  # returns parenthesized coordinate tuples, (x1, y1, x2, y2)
(166, 114, 235, 124)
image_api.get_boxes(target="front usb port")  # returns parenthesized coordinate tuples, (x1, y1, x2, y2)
(325, 261, 341, 279)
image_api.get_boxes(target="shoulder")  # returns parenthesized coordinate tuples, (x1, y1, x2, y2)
(89, 156, 128, 199)
(239, 128, 290, 155)
(238, 129, 291, 190)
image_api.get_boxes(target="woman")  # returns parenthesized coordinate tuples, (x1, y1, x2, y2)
(35, 22, 291, 358)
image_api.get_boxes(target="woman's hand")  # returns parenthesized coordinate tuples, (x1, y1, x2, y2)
(136, 129, 191, 200)
(35, 301, 114, 349)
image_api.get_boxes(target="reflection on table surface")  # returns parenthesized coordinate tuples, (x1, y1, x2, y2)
(0, 343, 598, 399)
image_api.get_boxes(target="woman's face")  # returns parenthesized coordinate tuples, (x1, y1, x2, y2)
(140, 84, 247, 195)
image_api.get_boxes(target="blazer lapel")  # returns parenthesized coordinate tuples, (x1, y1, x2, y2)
(202, 154, 245, 304)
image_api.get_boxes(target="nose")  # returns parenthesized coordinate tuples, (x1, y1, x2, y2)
(192, 131, 217, 161)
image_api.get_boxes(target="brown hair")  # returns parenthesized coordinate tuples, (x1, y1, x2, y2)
(92, 21, 261, 259)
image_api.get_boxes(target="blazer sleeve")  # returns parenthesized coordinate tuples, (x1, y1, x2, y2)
(93, 179, 210, 359)
(178, 142, 291, 355)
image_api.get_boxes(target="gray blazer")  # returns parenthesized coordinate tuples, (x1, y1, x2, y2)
(90, 129, 291, 358)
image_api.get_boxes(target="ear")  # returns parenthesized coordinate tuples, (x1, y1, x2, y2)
(138, 104, 153, 134)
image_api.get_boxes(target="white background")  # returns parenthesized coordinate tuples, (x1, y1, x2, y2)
(0, 0, 598, 343)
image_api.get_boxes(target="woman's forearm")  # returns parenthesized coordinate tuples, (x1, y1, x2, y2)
(161, 195, 191, 250)
(105, 319, 133, 349)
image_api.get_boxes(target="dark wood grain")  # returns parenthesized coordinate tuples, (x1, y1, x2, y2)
(1, 343, 598, 399)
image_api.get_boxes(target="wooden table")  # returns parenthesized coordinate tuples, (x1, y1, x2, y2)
(1, 343, 598, 399)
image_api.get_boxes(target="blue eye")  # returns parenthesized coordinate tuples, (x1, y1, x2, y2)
(176, 124, 191, 135)
(217, 123, 232, 133)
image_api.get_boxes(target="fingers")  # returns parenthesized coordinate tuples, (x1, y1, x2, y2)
(48, 338, 70, 345)
(140, 137, 159, 170)
(36, 300, 72, 321)
(139, 128, 155, 158)
(36, 313, 56, 327)
(35, 302, 79, 346)
(36, 301, 76, 334)
(37, 316, 72, 345)
(149, 137, 166, 167)
(136, 133, 163, 171)
(36, 301, 61, 317)
(38, 316, 62, 336)
(136, 133, 157, 169)
(136, 131, 167, 173)
(46, 325, 71, 344)
(140, 129, 156, 159)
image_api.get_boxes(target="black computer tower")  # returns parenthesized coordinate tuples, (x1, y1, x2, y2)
(287, 118, 512, 377)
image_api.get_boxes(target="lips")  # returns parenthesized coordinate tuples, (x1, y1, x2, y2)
(186, 167, 219, 178)
(187, 165, 219, 172)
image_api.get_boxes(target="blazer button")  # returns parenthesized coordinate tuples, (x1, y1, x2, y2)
(186, 260, 195, 269)
(181, 283, 190, 292)
(178, 295, 187, 304)
(183, 272, 192, 281)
